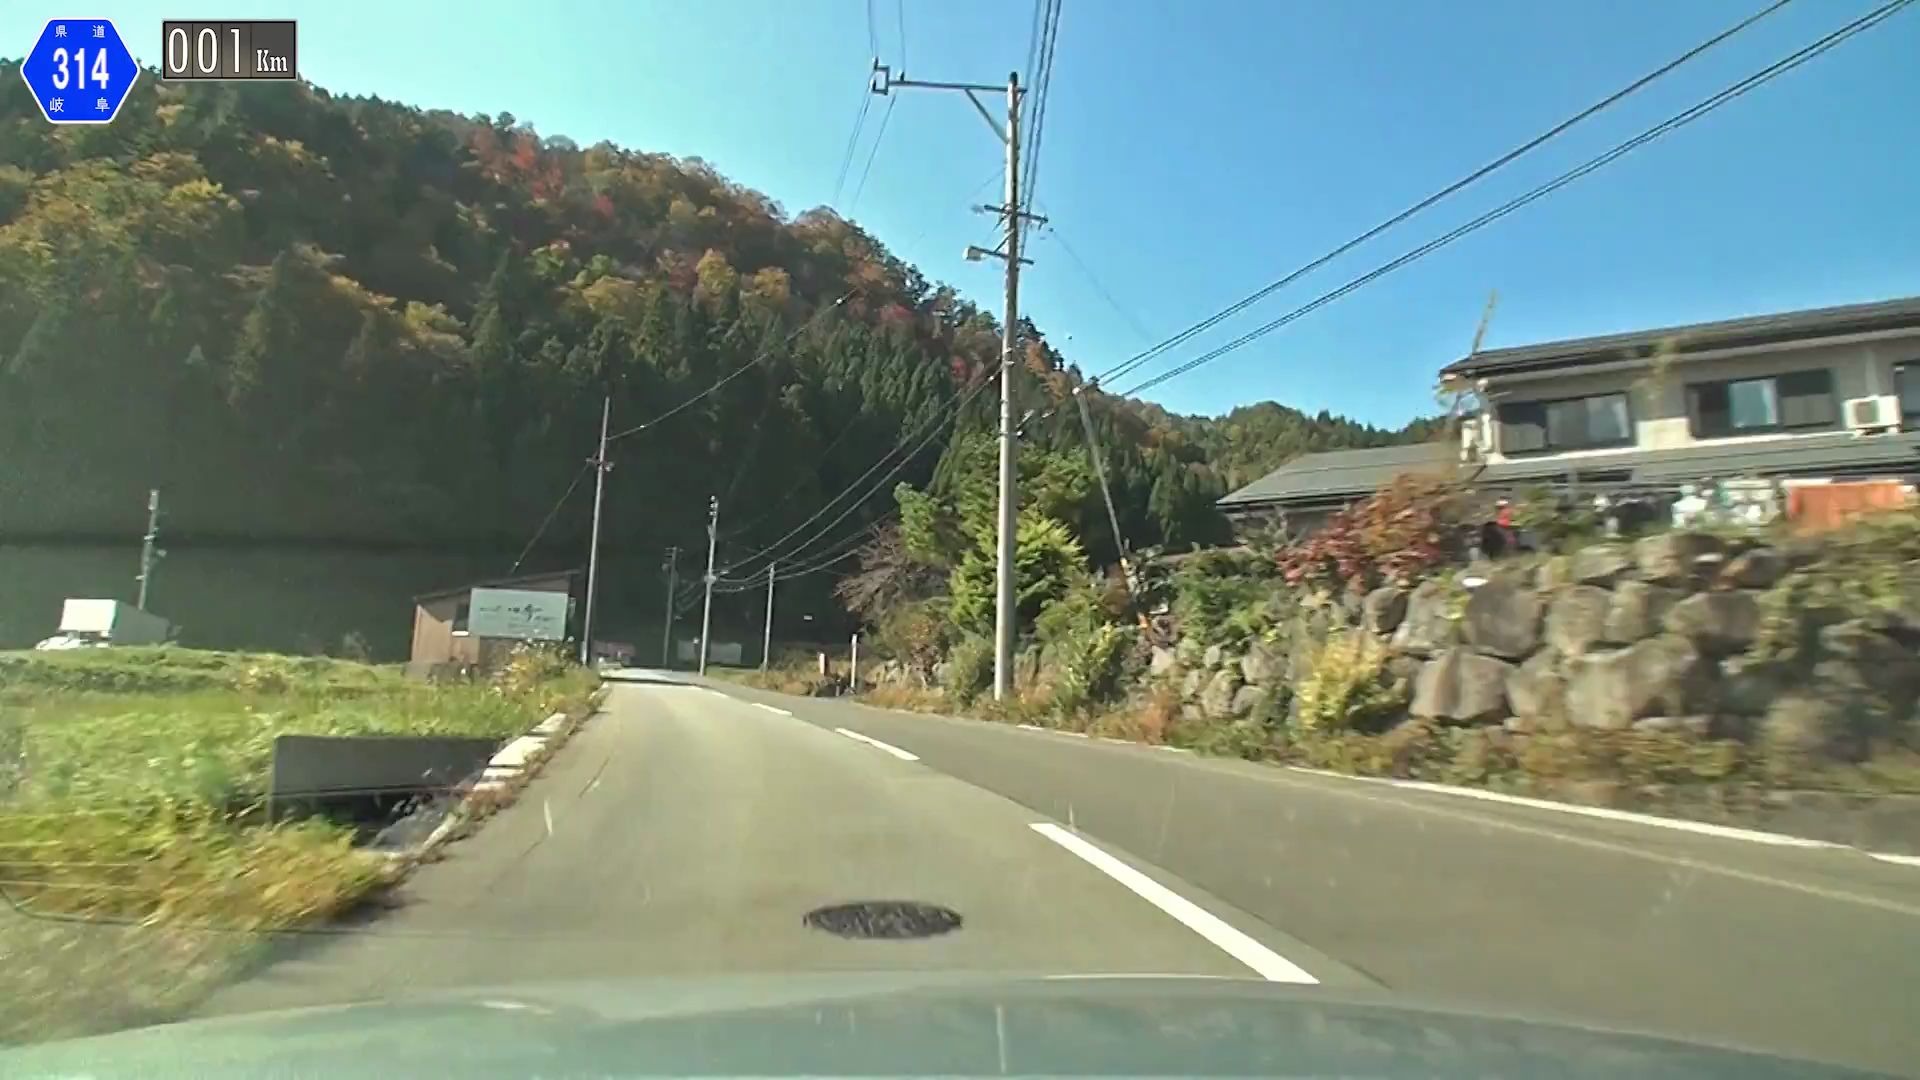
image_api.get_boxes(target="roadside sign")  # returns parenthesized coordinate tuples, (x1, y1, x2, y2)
(467, 588, 569, 641)
(19, 19, 139, 125)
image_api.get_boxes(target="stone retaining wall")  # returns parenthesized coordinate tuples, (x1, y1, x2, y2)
(1151, 531, 1920, 763)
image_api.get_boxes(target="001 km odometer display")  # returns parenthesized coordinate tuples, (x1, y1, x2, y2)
(160, 20, 296, 81)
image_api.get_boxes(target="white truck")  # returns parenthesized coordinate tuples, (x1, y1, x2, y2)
(34, 599, 172, 650)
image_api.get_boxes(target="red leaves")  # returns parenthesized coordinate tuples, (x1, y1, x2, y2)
(1276, 474, 1461, 593)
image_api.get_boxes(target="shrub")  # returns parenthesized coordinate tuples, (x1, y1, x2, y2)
(336, 631, 373, 662)
(1169, 549, 1276, 648)
(1293, 630, 1406, 734)
(1517, 731, 1747, 786)
(491, 641, 580, 702)
(949, 515, 1085, 635)
(1754, 508, 1920, 661)
(1509, 485, 1602, 553)
(874, 598, 952, 686)
(1291, 720, 1444, 778)
(1277, 474, 1464, 593)
(942, 634, 994, 706)
(1050, 622, 1134, 718)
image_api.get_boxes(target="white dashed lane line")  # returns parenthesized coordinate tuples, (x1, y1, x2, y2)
(833, 727, 920, 761)
(1030, 823, 1318, 985)
(752, 702, 794, 717)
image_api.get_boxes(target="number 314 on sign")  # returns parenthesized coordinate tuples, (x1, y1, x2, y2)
(17, 20, 140, 124)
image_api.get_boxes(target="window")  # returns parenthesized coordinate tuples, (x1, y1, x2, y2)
(1898, 362, 1920, 426)
(1687, 369, 1834, 438)
(452, 600, 470, 635)
(1498, 392, 1632, 453)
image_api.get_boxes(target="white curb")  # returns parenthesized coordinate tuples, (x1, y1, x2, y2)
(408, 686, 607, 860)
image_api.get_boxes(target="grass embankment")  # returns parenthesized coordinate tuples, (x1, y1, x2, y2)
(0, 646, 598, 1044)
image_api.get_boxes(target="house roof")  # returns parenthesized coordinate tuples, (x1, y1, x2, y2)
(1441, 295, 1920, 381)
(1217, 442, 1456, 510)
(413, 568, 582, 605)
(1475, 432, 1920, 489)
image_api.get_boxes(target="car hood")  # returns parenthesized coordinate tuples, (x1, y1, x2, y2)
(0, 972, 1893, 1078)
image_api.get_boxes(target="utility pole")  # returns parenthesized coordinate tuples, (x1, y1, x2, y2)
(761, 562, 777, 672)
(579, 395, 614, 666)
(660, 546, 679, 668)
(699, 495, 719, 675)
(135, 488, 161, 611)
(872, 61, 1037, 701)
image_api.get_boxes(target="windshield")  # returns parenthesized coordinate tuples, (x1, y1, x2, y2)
(3, 2, 1919, 1077)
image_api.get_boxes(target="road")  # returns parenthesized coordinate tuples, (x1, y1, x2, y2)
(199, 673, 1920, 1075)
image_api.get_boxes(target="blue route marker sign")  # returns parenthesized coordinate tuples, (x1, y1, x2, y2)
(19, 18, 139, 125)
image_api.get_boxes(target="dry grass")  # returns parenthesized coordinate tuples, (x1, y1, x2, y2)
(715, 666, 839, 697)
(861, 683, 946, 713)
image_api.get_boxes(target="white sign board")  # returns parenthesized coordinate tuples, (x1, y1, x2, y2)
(467, 588, 569, 641)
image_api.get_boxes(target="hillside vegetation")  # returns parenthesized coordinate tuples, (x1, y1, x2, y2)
(0, 63, 1431, 646)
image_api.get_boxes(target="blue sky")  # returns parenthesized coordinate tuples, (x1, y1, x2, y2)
(9, 1, 1918, 427)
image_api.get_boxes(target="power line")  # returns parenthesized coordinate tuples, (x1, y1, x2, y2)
(1023, 0, 1047, 98)
(719, 367, 1000, 573)
(1113, 0, 1912, 401)
(720, 519, 882, 588)
(849, 95, 897, 211)
(865, 0, 879, 59)
(1020, 0, 1063, 231)
(896, 0, 907, 69)
(1089, 0, 1795, 390)
(606, 292, 853, 443)
(1044, 221, 1156, 344)
(508, 462, 589, 574)
(831, 78, 875, 207)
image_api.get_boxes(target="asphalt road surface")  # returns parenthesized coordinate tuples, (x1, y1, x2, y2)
(199, 672, 1920, 1075)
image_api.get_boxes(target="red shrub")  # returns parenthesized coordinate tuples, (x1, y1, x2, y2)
(1277, 474, 1463, 593)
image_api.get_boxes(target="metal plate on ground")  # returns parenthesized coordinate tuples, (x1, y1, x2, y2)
(803, 901, 964, 940)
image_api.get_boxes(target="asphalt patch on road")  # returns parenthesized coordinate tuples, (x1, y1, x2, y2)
(803, 901, 963, 940)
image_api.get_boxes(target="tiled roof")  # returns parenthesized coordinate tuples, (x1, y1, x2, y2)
(1217, 442, 1455, 508)
(1442, 295, 1920, 380)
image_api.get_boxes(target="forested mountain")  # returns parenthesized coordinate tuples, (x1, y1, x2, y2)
(0, 63, 1435, 650)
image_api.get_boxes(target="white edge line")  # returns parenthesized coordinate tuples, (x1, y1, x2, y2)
(833, 727, 919, 762)
(1017, 723, 1046, 731)
(1284, 767, 1841, 850)
(1868, 852, 1920, 868)
(752, 702, 794, 717)
(1029, 822, 1317, 985)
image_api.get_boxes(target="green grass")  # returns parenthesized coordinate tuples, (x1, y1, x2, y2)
(0, 645, 599, 1045)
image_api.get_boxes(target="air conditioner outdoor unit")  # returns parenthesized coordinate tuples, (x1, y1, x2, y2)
(1844, 396, 1891, 433)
